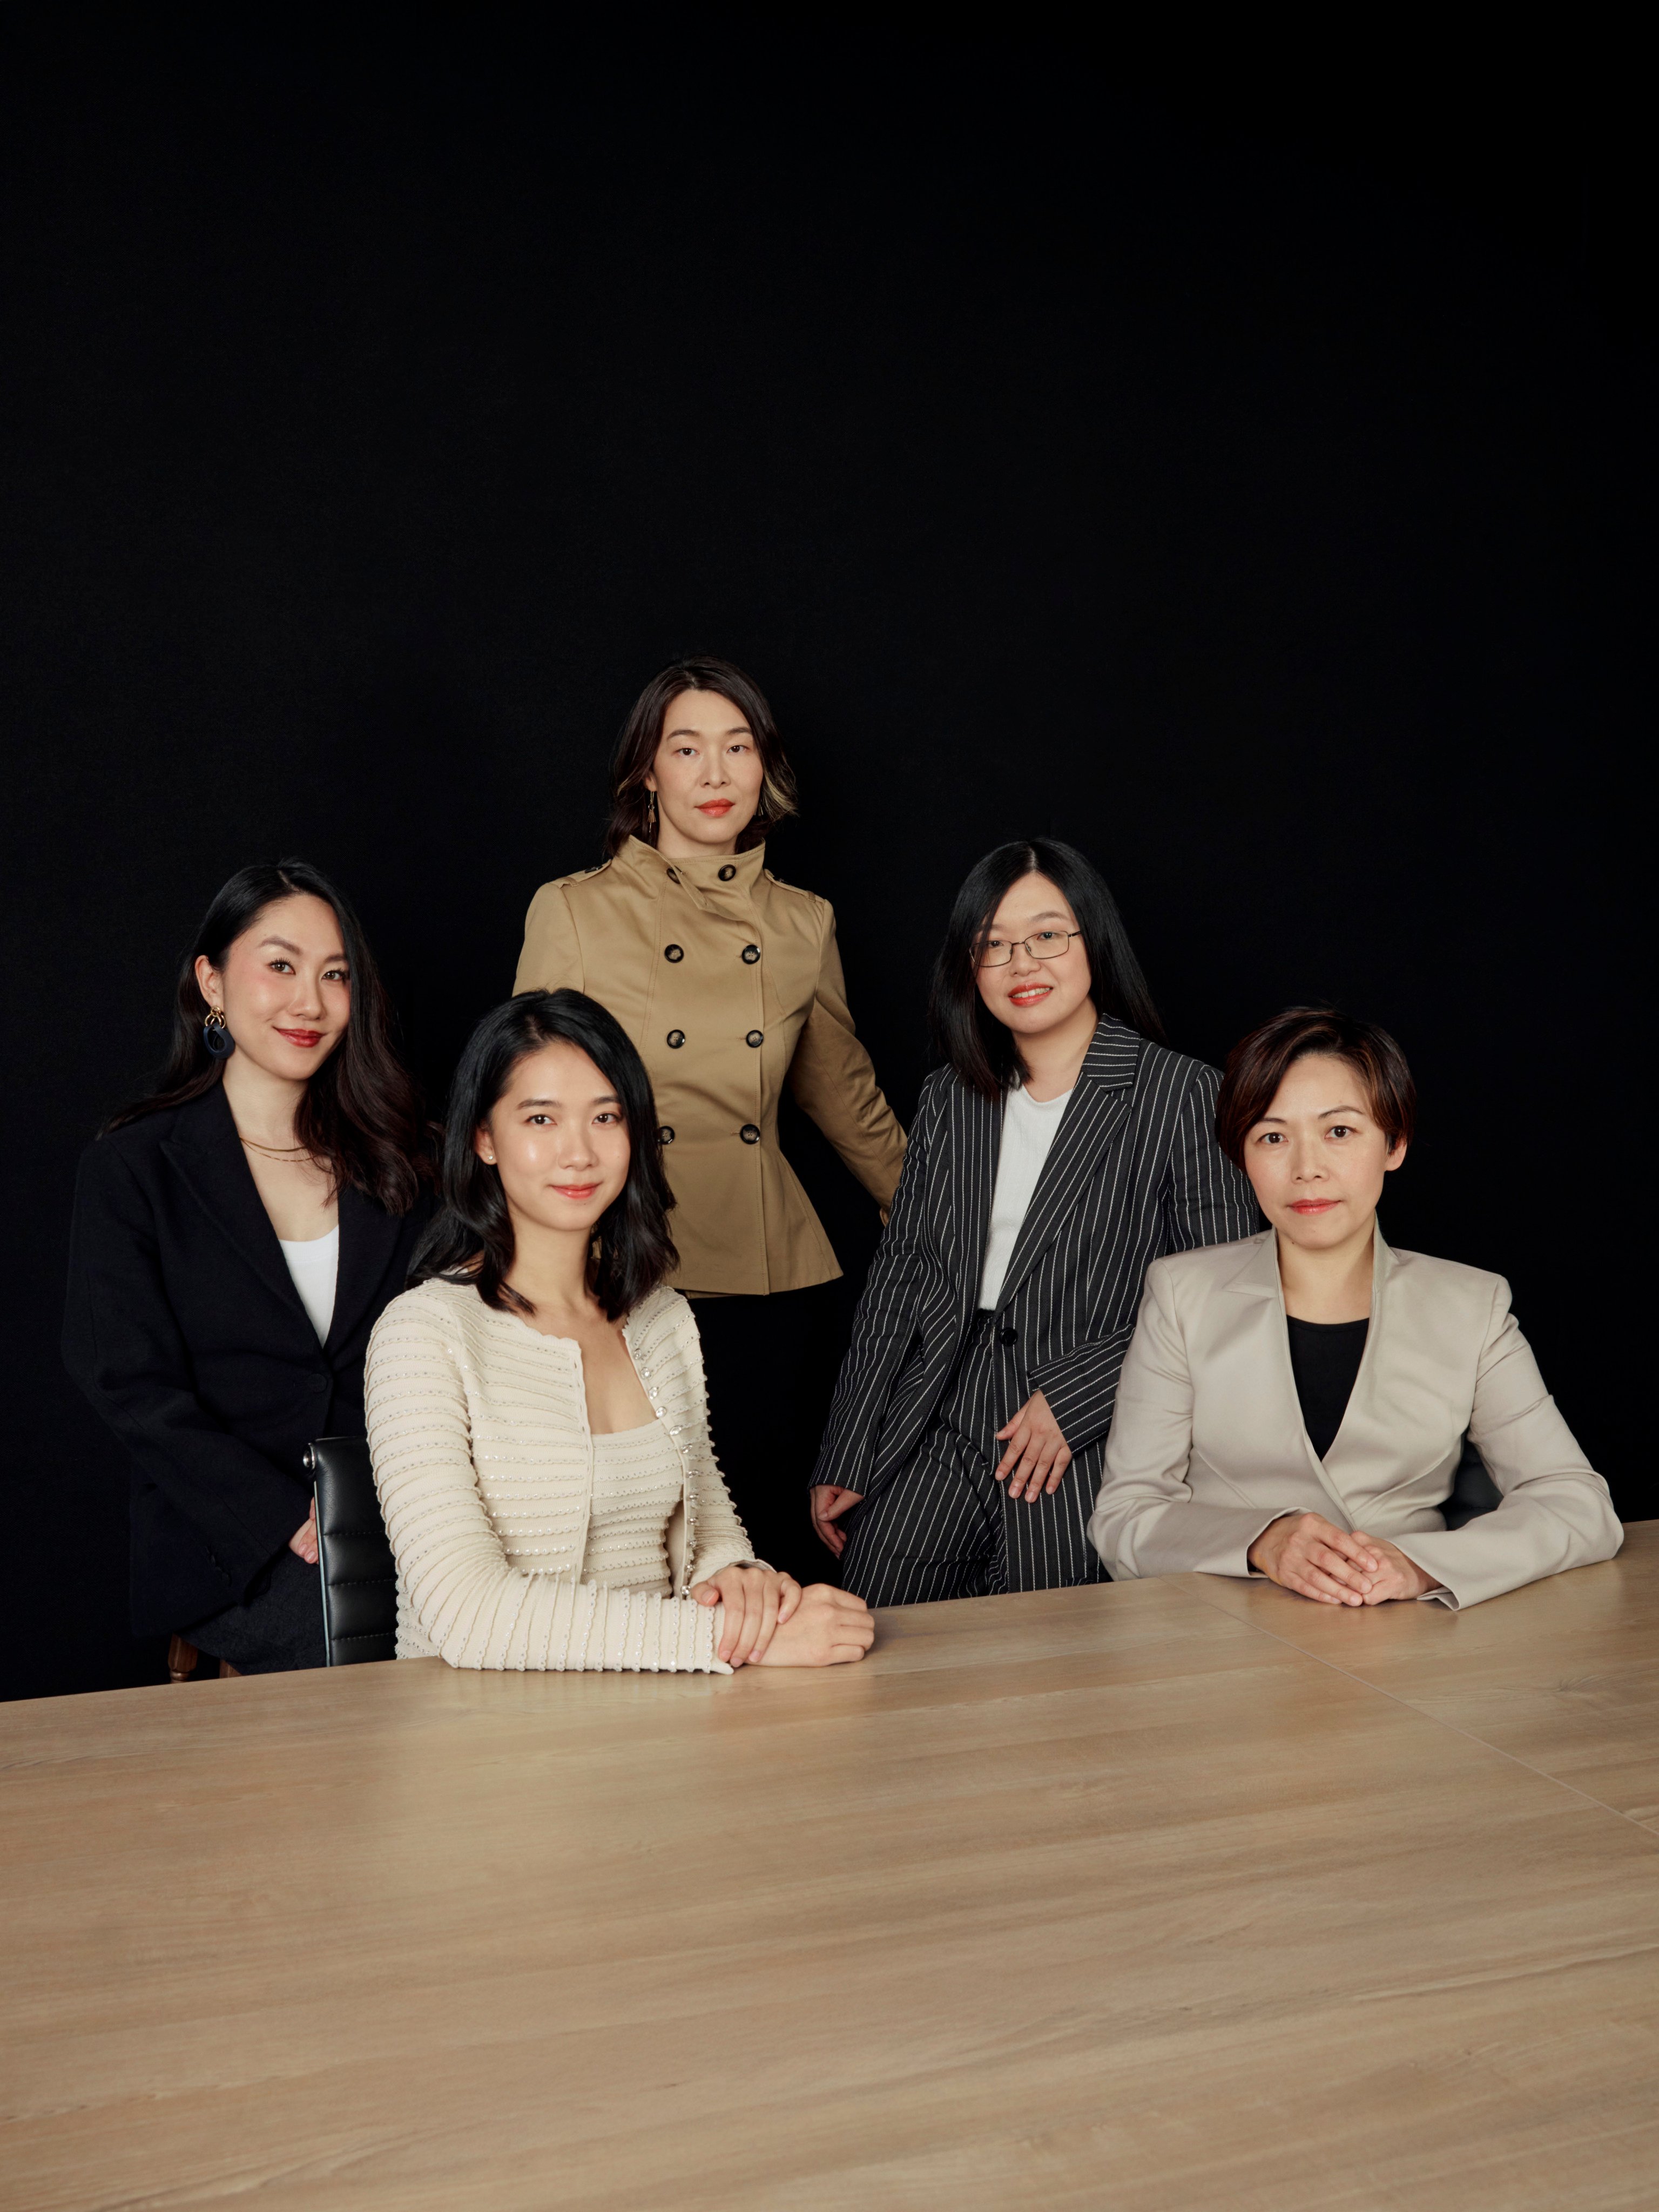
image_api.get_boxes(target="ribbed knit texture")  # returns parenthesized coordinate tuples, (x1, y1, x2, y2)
(364, 1280, 758, 1671)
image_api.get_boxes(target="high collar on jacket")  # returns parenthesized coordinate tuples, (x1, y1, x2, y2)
(611, 834, 767, 913)
(952, 1014, 1147, 1324)
(160, 1081, 403, 1357)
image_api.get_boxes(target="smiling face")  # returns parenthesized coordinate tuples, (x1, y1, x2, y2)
(475, 1039, 632, 1243)
(194, 893, 350, 1084)
(974, 872, 1095, 1044)
(644, 689, 767, 857)
(1243, 1051, 1407, 1251)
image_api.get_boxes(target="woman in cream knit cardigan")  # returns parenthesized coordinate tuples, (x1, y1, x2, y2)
(365, 990, 874, 1674)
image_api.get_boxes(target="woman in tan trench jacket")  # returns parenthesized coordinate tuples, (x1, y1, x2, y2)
(515, 657, 905, 1575)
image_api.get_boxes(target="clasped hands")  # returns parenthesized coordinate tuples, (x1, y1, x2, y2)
(1248, 1511, 1435, 1606)
(687, 1564, 873, 1667)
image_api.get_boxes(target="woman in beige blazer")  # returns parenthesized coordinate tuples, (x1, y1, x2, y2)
(1090, 1008, 1620, 1610)
(514, 657, 905, 1577)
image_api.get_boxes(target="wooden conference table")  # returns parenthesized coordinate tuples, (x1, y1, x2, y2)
(5, 1529, 1658, 2211)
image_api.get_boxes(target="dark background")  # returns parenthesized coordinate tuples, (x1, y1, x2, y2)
(2, 26, 1644, 1700)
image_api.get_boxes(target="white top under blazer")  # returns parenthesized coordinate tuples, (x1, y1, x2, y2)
(364, 1280, 760, 1670)
(1089, 1229, 1620, 1609)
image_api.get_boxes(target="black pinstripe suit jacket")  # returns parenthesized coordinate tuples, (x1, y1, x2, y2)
(812, 1016, 1259, 1580)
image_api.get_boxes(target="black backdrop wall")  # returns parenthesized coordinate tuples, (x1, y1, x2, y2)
(2, 29, 1643, 1698)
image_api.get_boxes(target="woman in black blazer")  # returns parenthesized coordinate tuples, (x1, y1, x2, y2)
(811, 839, 1258, 1603)
(64, 860, 431, 1673)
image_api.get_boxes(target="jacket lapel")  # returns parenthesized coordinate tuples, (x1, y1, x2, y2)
(325, 1183, 406, 1356)
(946, 1078, 1002, 1333)
(161, 1084, 310, 1327)
(991, 1018, 1142, 1314)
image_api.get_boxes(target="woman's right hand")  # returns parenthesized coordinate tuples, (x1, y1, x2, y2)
(810, 1484, 864, 1557)
(753, 1583, 874, 1666)
(1248, 1512, 1382, 1605)
(289, 1499, 320, 1566)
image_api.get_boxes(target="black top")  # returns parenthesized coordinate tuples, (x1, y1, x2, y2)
(62, 1083, 431, 1636)
(1285, 1316, 1369, 1462)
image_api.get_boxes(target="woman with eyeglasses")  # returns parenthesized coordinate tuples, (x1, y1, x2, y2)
(513, 657, 905, 1581)
(811, 838, 1259, 1603)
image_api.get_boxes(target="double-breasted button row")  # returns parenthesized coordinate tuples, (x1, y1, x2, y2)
(665, 1029, 762, 1048)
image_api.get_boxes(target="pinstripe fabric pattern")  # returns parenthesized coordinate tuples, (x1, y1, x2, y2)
(814, 1016, 1259, 1600)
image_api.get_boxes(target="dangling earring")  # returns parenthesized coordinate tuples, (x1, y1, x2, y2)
(645, 788, 658, 840)
(203, 1007, 235, 1060)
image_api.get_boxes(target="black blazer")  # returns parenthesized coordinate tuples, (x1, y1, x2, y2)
(812, 1018, 1259, 1583)
(63, 1084, 430, 1636)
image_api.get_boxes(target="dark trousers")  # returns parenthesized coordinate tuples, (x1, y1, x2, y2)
(839, 1311, 1107, 1607)
(692, 1278, 854, 1588)
(186, 1547, 326, 1674)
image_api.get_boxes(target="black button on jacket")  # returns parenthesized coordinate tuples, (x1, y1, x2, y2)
(62, 1084, 431, 1636)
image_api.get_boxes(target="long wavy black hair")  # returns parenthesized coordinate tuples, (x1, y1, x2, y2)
(928, 838, 1166, 1100)
(602, 655, 800, 857)
(410, 990, 677, 1321)
(104, 859, 428, 1213)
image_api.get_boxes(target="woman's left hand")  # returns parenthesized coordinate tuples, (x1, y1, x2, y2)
(994, 1390, 1072, 1502)
(689, 1564, 803, 1665)
(1348, 1534, 1438, 1604)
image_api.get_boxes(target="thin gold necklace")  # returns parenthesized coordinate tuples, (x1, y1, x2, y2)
(239, 1135, 313, 1159)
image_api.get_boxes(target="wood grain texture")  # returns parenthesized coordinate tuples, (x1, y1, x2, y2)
(3, 1545, 1657, 2210)
(1196, 1521, 1659, 1829)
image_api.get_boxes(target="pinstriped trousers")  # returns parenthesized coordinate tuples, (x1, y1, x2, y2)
(838, 1312, 1015, 1606)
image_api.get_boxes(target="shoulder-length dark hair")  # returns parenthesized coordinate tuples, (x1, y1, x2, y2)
(928, 838, 1166, 1100)
(410, 990, 677, 1321)
(602, 656, 800, 857)
(1216, 1007, 1416, 1168)
(105, 859, 428, 1214)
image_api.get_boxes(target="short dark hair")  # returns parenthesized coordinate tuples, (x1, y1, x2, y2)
(602, 656, 800, 857)
(104, 858, 429, 1215)
(410, 990, 677, 1321)
(927, 838, 1166, 1099)
(1216, 1007, 1416, 1168)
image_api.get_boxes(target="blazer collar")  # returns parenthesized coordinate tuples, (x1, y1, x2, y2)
(987, 1018, 1144, 1314)
(326, 1183, 405, 1355)
(1222, 1223, 1397, 1303)
(612, 834, 767, 908)
(164, 1083, 403, 1353)
(163, 1084, 309, 1327)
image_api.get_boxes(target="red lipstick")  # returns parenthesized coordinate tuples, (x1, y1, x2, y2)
(276, 1029, 323, 1048)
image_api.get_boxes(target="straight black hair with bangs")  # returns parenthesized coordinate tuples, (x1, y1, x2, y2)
(410, 990, 677, 1321)
(928, 839, 1166, 1100)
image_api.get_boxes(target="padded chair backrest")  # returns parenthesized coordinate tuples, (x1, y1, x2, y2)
(307, 1435, 397, 1666)
(1444, 1433, 1502, 1530)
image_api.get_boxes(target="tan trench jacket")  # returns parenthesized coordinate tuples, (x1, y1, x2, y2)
(514, 837, 906, 1296)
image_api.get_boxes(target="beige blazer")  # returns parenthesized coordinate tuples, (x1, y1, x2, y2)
(1089, 1229, 1620, 1609)
(515, 837, 906, 1297)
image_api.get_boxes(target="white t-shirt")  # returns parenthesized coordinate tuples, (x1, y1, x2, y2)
(280, 1224, 339, 1344)
(976, 1084, 1073, 1310)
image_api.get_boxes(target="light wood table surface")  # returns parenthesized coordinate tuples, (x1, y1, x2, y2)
(5, 1527, 1657, 2211)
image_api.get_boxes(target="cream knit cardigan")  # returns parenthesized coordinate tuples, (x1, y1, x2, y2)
(364, 1279, 758, 1671)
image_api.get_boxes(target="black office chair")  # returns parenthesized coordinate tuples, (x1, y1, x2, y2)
(307, 1437, 398, 1665)
(1444, 1434, 1502, 1529)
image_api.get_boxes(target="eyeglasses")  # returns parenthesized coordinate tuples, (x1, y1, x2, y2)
(977, 929, 1081, 968)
